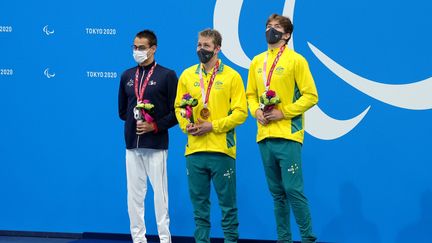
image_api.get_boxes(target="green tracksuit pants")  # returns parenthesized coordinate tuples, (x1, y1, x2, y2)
(258, 138, 316, 243)
(186, 152, 239, 243)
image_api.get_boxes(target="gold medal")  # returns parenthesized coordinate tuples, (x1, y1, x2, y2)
(200, 108, 210, 119)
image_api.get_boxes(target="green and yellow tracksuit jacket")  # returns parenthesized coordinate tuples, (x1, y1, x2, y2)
(246, 46, 318, 144)
(175, 60, 248, 159)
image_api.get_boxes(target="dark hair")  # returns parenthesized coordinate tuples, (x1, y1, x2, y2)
(266, 14, 294, 41)
(199, 28, 222, 47)
(135, 30, 157, 47)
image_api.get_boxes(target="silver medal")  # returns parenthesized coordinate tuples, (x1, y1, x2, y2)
(133, 107, 142, 120)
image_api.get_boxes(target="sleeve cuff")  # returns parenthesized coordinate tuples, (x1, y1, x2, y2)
(250, 105, 260, 118)
(152, 122, 159, 133)
(211, 120, 219, 133)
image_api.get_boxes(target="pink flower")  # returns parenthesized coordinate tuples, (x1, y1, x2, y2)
(144, 112, 154, 123)
(140, 110, 154, 123)
(266, 90, 276, 98)
(185, 106, 193, 119)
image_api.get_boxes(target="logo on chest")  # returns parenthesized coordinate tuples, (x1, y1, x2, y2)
(129, 79, 157, 87)
(214, 80, 224, 90)
(275, 66, 285, 75)
(148, 80, 157, 86)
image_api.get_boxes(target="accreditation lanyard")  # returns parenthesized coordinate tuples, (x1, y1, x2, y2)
(198, 60, 220, 109)
(262, 45, 286, 91)
(134, 63, 157, 103)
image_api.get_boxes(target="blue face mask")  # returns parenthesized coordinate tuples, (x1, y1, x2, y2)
(266, 27, 284, 44)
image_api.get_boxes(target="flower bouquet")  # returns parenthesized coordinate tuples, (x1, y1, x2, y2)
(259, 89, 281, 112)
(178, 93, 198, 123)
(134, 99, 155, 123)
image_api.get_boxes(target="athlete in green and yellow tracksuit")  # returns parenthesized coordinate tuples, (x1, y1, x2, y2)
(175, 29, 247, 243)
(246, 14, 318, 243)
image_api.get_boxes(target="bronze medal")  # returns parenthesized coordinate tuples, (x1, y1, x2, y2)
(200, 108, 210, 119)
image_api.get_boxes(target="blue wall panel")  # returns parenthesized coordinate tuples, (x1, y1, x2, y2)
(1, 1, 431, 242)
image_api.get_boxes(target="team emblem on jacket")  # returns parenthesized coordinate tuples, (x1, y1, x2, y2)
(127, 79, 134, 87)
(275, 66, 285, 75)
(149, 80, 157, 86)
(214, 80, 224, 90)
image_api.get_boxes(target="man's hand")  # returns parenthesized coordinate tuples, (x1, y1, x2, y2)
(255, 109, 269, 125)
(186, 123, 198, 134)
(189, 118, 213, 136)
(136, 120, 155, 135)
(263, 109, 284, 122)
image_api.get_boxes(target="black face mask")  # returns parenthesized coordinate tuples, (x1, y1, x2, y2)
(197, 48, 215, 64)
(266, 27, 284, 44)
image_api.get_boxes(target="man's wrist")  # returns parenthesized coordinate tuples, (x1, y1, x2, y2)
(152, 122, 159, 133)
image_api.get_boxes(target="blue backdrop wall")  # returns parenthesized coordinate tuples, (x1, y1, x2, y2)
(1, 0, 431, 242)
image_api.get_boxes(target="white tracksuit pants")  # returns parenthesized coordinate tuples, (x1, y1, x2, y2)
(126, 148, 171, 243)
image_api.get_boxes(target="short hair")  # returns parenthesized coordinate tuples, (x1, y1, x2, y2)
(135, 30, 157, 47)
(266, 14, 294, 41)
(199, 28, 222, 47)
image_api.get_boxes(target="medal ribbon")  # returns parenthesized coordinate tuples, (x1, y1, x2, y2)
(198, 60, 220, 108)
(134, 63, 157, 103)
(262, 45, 286, 91)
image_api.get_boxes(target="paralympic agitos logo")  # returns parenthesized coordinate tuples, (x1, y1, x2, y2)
(214, 0, 432, 140)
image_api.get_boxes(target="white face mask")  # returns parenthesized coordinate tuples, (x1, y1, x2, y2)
(133, 50, 148, 64)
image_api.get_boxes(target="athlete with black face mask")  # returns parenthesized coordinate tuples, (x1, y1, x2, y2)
(197, 47, 215, 64)
(246, 14, 319, 243)
(266, 26, 287, 45)
(175, 29, 248, 243)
